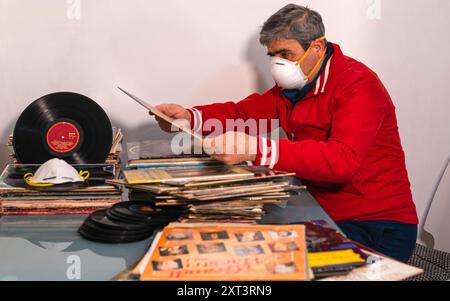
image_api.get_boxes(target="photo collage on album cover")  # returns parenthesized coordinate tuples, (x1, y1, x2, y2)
(143, 225, 308, 281)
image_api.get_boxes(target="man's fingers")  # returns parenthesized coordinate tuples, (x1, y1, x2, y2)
(211, 155, 235, 165)
(211, 154, 226, 162)
(154, 104, 169, 111)
(155, 117, 183, 133)
(152, 104, 191, 125)
(155, 104, 177, 116)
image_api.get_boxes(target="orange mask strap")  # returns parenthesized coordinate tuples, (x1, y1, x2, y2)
(295, 36, 327, 80)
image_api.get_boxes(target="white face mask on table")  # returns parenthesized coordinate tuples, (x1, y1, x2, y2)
(24, 158, 89, 186)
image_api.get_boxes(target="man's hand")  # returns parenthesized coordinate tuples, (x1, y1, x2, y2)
(150, 104, 191, 133)
(202, 132, 257, 165)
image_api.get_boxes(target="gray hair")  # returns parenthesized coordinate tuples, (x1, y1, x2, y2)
(259, 4, 326, 50)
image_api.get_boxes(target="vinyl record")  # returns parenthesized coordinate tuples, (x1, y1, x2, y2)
(110, 201, 181, 224)
(79, 210, 157, 244)
(87, 210, 153, 232)
(13, 92, 113, 164)
(81, 219, 155, 237)
(106, 209, 153, 225)
(106, 207, 176, 225)
(79, 227, 153, 244)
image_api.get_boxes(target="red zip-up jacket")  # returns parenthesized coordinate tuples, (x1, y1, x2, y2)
(188, 43, 418, 224)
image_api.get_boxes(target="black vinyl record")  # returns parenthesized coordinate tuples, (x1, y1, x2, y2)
(113, 201, 162, 216)
(109, 201, 181, 224)
(81, 219, 154, 237)
(79, 209, 156, 243)
(106, 207, 175, 225)
(79, 228, 153, 244)
(13, 92, 113, 164)
(106, 209, 153, 225)
(87, 210, 153, 232)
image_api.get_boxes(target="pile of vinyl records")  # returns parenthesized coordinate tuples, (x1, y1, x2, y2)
(78, 201, 183, 243)
(108, 154, 305, 224)
(0, 92, 124, 215)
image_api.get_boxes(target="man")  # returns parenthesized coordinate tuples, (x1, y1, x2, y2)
(151, 4, 418, 262)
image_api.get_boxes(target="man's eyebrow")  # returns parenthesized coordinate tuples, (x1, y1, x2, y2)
(267, 49, 291, 56)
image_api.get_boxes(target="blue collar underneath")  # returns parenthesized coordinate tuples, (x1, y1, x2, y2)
(282, 44, 334, 106)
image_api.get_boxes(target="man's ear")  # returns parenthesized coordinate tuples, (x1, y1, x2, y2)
(312, 40, 326, 56)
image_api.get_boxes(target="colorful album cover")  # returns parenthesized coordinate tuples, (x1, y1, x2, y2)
(139, 224, 310, 281)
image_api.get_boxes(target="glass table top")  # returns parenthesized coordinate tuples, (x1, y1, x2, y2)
(0, 190, 337, 281)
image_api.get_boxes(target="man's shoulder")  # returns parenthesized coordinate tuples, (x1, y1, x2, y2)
(328, 44, 392, 108)
(330, 43, 380, 86)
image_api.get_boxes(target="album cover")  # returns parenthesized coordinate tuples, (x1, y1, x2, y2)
(127, 157, 220, 169)
(183, 167, 296, 188)
(320, 250, 423, 281)
(122, 165, 254, 185)
(138, 223, 310, 281)
(303, 220, 368, 277)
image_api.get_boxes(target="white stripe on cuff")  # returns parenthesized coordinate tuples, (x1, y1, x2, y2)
(268, 139, 277, 169)
(259, 137, 268, 166)
(190, 108, 202, 132)
(188, 109, 198, 131)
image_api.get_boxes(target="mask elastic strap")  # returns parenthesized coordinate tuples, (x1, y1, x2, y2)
(305, 47, 327, 80)
(295, 36, 327, 80)
(23, 172, 54, 187)
(23, 170, 90, 187)
(79, 170, 90, 181)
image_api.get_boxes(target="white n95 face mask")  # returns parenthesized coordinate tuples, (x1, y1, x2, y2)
(270, 36, 327, 90)
(24, 158, 89, 186)
(270, 57, 309, 90)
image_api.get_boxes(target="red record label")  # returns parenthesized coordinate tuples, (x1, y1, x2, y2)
(46, 121, 80, 154)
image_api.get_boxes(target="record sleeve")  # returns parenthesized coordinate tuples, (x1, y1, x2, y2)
(138, 223, 311, 281)
(122, 165, 254, 185)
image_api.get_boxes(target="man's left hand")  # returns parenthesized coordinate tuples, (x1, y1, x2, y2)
(202, 132, 257, 165)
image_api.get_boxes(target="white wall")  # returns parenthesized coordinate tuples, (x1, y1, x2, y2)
(1, 0, 450, 244)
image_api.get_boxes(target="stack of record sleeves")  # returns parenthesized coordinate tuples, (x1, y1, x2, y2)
(0, 163, 123, 215)
(108, 157, 305, 224)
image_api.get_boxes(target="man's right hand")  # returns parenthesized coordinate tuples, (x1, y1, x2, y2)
(151, 104, 191, 133)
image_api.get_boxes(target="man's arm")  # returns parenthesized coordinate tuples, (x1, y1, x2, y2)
(188, 87, 281, 136)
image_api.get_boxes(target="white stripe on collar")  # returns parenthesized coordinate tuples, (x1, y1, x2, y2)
(321, 55, 333, 93)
